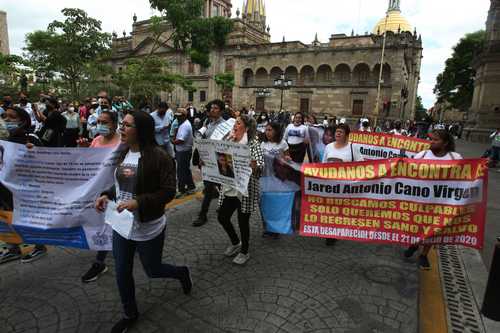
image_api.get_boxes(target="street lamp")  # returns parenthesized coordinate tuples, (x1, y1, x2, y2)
(273, 73, 293, 111)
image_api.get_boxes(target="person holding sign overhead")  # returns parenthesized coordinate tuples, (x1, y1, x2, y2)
(94, 111, 192, 333)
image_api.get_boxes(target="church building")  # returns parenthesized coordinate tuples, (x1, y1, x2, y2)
(109, 0, 422, 120)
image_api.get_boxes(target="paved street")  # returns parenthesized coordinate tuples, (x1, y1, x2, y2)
(1, 195, 418, 333)
(1, 139, 497, 333)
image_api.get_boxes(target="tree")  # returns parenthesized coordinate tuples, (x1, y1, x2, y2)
(149, 0, 233, 67)
(111, 0, 233, 102)
(0, 54, 27, 94)
(433, 30, 486, 111)
(24, 8, 111, 99)
(414, 95, 428, 121)
(115, 56, 194, 106)
(214, 72, 234, 98)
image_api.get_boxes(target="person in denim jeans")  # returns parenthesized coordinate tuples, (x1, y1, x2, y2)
(95, 111, 192, 333)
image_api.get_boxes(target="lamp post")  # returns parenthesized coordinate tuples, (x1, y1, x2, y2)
(273, 73, 293, 111)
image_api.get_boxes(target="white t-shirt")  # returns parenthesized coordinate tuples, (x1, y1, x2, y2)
(175, 120, 193, 152)
(390, 129, 408, 136)
(413, 150, 463, 160)
(284, 124, 309, 145)
(114, 151, 166, 241)
(151, 110, 173, 145)
(322, 143, 364, 163)
(261, 140, 289, 156)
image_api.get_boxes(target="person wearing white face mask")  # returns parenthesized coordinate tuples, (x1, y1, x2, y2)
(80, 111, 121, 283)
(62, 102, 81, 147)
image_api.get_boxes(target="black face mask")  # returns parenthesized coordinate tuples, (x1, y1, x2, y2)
(91, 103, 99, 109)
(3, 100, 12, 107)
(20, 98, 28, 103)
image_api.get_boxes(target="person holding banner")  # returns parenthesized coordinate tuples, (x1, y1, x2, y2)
(284, 112, 310, 163)
(81, 111, 120, 283)
(260, 122, 290, 238)
(404, 129, 463, 270)
(193, 100, 226, 227)
(218, 115, 264, 265)
(0, 106, 48, 264)
(322, 123, 364, 246)
(94, 111, 192, 333)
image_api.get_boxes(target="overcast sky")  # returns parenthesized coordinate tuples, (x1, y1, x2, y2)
(1, 0, 491, 108)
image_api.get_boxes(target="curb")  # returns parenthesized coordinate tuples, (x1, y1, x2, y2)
(419, 248, 448, 333)
(420, 246, 500, 333)
(460, 247, 500, 332)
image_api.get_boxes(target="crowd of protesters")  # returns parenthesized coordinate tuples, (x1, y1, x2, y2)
(0, 91, 494, 333)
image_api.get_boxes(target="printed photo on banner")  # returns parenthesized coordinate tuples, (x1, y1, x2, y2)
(300, 157, 489, 249)
(0, 140, 119, 250)
(216, 152, 235, 178)
(195, 138, 252, 195)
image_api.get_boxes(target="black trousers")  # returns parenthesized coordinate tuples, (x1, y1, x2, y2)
(288, 142, 307, 163)
(217, 196, 251, 254)
(199, 181, 219, 218)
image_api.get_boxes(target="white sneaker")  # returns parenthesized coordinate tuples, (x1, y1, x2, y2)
(233, 253, 250, 265)
(224, 242, 241, 257)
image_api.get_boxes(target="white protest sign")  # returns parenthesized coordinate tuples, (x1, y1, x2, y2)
(0, 141, 118, 250)
(195, 138, 252, 196)
(209, 118, 236, 140)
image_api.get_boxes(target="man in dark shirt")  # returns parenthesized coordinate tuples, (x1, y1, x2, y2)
(38, 98, 66, 147)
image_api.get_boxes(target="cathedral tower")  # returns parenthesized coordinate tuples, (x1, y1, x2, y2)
(242, 0, 267, 32)
(469, 0, 500, 137)
(0, 11, 9, 55)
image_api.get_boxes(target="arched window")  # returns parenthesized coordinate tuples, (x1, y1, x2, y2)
(243, 68, 254, 87)
(255, 68, 269, 86)
(300, 65, 315, 85)
(353, 63, 371, 84)
(317, 65, 333, 83)
(334, 64, 351, 83)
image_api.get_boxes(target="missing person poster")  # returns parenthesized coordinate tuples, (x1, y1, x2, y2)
(0, 141, 118, 250)
(349, 131, 431, 160)
(195, 138, 252, 196)
(300, 158, 489, 249)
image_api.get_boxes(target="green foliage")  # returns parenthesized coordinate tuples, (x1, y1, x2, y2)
(115, 56, 194, 105)
(214, 72, 235, 97)
(149, 0, 233, 67)
(414, 95, 428, 121)
(24, 8, 111, 99)
(433, 30, 486, 111)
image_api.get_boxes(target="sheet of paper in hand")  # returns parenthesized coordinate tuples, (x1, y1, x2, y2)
(105, 201, 134, 239)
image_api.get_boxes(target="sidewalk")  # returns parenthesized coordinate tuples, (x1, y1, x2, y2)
(0, 196, 418, 333)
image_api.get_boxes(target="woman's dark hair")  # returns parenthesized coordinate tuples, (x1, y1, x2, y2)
(101, 111, 118, 126)
(129, 111, 157, 151)
(324, 126, 335, 137)
(238, 114, 257, 141)
(294, 112, 304, 124)
(263, 122, 283, 143)
(336, 123, 351, 137)
(210, 99, 225, 112)
(7, 106, 31, 130)
(432, 129, 455, 152)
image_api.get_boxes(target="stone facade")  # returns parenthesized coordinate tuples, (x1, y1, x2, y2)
(108, 0, 422, 121)
(0, 11, 9, 55)
(469, 0, 500, 141)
